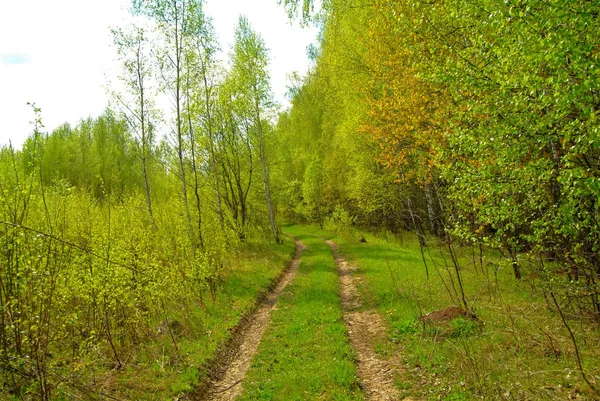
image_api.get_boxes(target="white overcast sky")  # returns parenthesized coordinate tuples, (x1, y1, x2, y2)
(0, 0, 317, 148)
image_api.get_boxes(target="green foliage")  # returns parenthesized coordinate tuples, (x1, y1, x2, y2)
(449, 317, 478, 338)
(171, 366, 200, 394)
(275, 0, 437, 236)
(228, 16, 280, 243)
(301, 156, 328, 225)
(410, 0, 600, 310)
(324, 205, 358, 242)
(394, 320, 418, 335)
(27, 113, 139, 198)
(279, 0, 316, 24)
(444, 389, 472, 401)
(0, 151, 294, 398)
(282, 0, 600, 325)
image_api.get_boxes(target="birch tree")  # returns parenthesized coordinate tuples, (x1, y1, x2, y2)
(112, 24, 157, 227)
(183, 6, 225, 237)
(230, 16, 280, 243)
(133, 0, 200, 244)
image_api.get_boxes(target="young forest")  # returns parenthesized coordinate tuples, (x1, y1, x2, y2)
(2, 0, 600, 400)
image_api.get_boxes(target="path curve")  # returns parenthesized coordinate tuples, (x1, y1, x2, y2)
(202, 236, 304, 401)
(326, 240, 407, 401)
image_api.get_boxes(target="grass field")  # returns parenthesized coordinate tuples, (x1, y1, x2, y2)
(298, 224, 600, 400)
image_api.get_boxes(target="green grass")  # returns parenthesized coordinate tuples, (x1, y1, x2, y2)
(238, 226, 363, 401)
(297, 225, 600, 400)
(88, 237, 296, 401)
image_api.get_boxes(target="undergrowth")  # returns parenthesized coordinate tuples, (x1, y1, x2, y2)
(97, 238, 294, 400)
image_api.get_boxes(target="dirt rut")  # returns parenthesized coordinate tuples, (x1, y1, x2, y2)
(202, 237, 304, 401)
(326, 240, 406, 401)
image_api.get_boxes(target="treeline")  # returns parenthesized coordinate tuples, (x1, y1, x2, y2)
(279, 0, 600, 318)
(23, 114, 141, 198)
(0, 1, 283, 398)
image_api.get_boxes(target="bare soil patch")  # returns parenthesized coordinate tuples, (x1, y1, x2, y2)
(198, 237, 304, 401)
(420, 306, 478, 325)
(326, 240, 413, 401)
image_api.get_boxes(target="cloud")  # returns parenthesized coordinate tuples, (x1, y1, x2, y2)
(0, 53, 30, 65)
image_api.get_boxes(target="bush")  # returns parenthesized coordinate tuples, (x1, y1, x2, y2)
(324, 205, 359, 242)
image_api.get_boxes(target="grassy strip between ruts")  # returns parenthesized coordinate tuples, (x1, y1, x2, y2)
(97, 237, 296, 400)
(303, 224, 600, 401)
(238, 226, 364, 401)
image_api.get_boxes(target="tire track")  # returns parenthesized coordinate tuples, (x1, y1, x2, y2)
(326, 240, 409, 401)
(201, 236, 304, 401)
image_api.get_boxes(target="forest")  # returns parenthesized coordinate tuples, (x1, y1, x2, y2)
(1, 0, 600, 400)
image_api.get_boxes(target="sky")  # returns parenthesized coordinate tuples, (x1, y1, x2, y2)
(0, 0, 318, 149)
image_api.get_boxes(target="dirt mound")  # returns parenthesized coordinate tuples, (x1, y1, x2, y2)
(420, 306, 478, 324)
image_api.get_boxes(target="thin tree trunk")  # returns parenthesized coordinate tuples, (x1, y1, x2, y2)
(446, 233, 468, 310)
(424, 181, 438, 236)
(138, 50, 156, 228)
(177, 123, 193, 241)
(550, 291, 597, 395)
(254, 92, 278, 243)
(187, 94, 204, 250)
(141, 155, 155, 228)
(173, 3, 193, 242)
(203, 74, 225, 231)
(260, 145, 278, 243)
(510, 249, 522, 280)
(406, 192, 429, 279)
